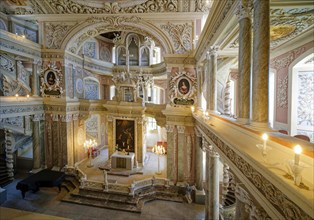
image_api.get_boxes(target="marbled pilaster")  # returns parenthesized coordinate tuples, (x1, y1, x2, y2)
(177, 125, 185, 181)
(166, 125, 174, 180)
(32, 115, 41, 169)
(251, 0, 270, 124)
(197, 65, 203, 109)
(32, 60, 40, 97)
(236, 0, 251, 122)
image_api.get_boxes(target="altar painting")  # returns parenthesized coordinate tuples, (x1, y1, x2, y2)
(115, 119, 135, 152)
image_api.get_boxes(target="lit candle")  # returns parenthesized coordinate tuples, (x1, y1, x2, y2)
(26, 94, 29, 99)
(205, 111, 209, 117)
(294, 145, 302, 166)
(15, 94, 19, 100)
(191, 106, 195, 112)
(262, 133, 268, 152)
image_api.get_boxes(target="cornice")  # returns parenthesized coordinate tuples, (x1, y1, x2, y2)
(13, 12, 206, 22)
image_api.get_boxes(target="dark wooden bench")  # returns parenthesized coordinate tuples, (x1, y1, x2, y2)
(16, 169, 65, 199)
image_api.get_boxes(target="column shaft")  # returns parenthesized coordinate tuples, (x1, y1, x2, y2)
(197, 66, 203, 109)
(209, 47, 218, 113)
(237, 0, 251, 120)
(32, 120, 41, 169)
(209, 151, 220, 219)
(177, 126, 185, 181)
(195, 135, 203, 190)
(252, 0, 270, 123)
(32, 62, 39, 96)
(206, 57, 211, 111)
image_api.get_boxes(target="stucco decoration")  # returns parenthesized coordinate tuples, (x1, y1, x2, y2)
(169, 70, 197, 106)
(83, 41, 97, 58)
(45, 23, 72, 49)
(84, 78, 99, 100)
(65, 16, 171, 55)
(270, 8, 314, 48)
(1, 75, 29, 96)
(13, 23, 37, 42)
(85, 114, 99, 140)
(40, 63, 63, 97)
(76, 78, 83, 94)
(276, 75, 288, 108)
(0, 54, 15, 75)
(270, 47, 306, 70)
(160, 22, 192, 54)
(297, 72, 314, 127)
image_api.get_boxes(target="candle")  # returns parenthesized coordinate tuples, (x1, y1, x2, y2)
(26, 94, 29, 99)
(262, 133, 268, 152)
(15, 94, 19, 100)
(191, 106, 195, 112)
(294, 145, 302, 166)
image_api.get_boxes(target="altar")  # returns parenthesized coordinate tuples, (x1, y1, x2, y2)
(111, 152, 135, 170)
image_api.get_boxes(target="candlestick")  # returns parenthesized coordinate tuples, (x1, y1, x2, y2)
(262, 133, 268, 153)
(294, 145, 302, 166)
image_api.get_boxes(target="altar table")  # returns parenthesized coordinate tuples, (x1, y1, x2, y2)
(111, 152, 135, 170)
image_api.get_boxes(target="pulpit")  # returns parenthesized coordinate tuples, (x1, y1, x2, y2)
(111, 152, 135, 170)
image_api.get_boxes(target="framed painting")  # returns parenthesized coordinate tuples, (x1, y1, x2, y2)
(177, 77, 191, 95)
(45, 70, 57, 86)
(115, 119, 135, 152)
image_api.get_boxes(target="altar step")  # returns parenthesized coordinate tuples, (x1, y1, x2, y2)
(62, 181, 185, 213)
(62, 188, 142, 213)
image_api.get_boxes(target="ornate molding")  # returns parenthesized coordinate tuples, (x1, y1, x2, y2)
(51, 114, 59, 121)
(196, 120, 312, 220)
(208, 45, 219, 57)
(61, 114, 72, 122)
(270, 47, 306, 70)
(32, 114, 41, 122)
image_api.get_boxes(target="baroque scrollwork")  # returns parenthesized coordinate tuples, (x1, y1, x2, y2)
(276, 75, 288, 108)
(45, 23, 72, 49)
(33, 0, 178, 14)
(161, 22, 192, 54)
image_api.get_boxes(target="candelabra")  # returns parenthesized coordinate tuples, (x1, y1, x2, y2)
(84, 139, 97, 168)
(287, 145, 308, 187)
(152, 144, 166, 175)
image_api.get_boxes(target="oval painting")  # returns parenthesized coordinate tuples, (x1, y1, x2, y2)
(177, 78, 190, 95)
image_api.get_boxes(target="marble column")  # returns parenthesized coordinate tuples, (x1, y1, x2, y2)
(72, 114, 79, 164)
(204, 141, 220, 220)
(209, 46, 219, 114)
(197, 65, 203, 110)
(195, 132, 203, 190)
(177, 125, 185, 181)
(205, 53, 211, 111)
(32, 115, 41, 169)
(62, 114, 73, 167)
(251, 0, 270, 125)
(166, 125, 175, 180)
(236, 0, 251, 123)
(31, 60, 39, 96)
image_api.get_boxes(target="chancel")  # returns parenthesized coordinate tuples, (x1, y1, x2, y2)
(0, 0, 313, 220)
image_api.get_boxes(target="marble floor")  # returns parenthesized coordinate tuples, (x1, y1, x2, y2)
(0, 149, 205, 220)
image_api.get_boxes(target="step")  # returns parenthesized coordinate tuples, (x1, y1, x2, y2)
(76, 188, 138, 205)
(0, 177, 12, 187)
(62, 193, 142, 213)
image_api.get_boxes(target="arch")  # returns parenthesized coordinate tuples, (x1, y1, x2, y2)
(288, 47, 313, 136)
(0, 18, 7, 31)
(61, 16, 173, 55)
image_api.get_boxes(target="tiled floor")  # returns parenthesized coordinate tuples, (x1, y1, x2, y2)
(0, 150, 205, 220)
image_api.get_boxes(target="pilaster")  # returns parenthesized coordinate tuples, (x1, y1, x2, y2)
(32, 114, 41, 169)
(177, 125, 186, 181)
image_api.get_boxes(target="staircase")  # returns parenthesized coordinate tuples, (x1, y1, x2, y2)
(220, 176, 237, 220)
(0, 154, 12, 187)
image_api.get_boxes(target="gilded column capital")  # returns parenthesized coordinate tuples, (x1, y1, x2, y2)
(208, 45, 219, 57)
(32, 114, 41, 122)
(235, 0, 251, 21)
(72, 113, 79, 121)
(51, 114, 59, 122)
(177, 125, 185, 134)
(61, 114, 72, 122)
(166, 124, 175, 133)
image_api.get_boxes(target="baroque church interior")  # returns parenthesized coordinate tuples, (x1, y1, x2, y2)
(0, 0, 313, 219)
